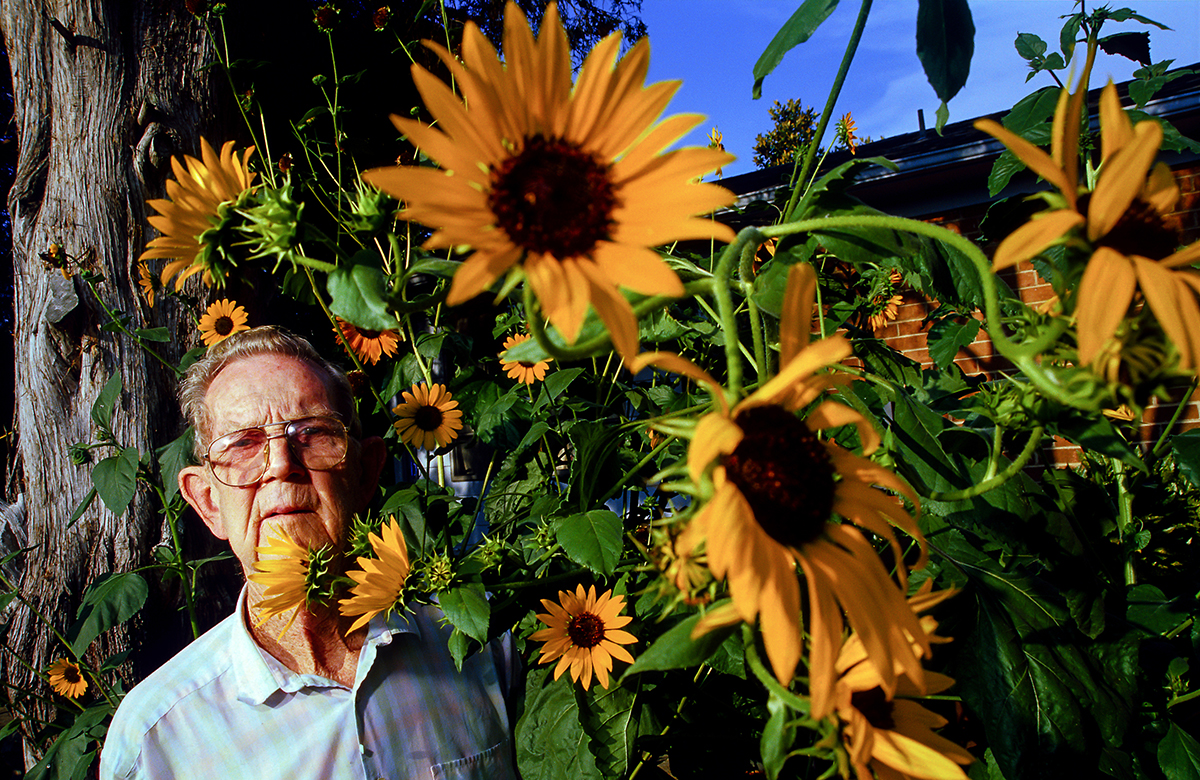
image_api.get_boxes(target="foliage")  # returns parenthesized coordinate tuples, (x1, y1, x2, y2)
(753, 98, 820, 169)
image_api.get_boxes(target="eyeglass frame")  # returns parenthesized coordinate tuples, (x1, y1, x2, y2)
(202, 415, 352, 487)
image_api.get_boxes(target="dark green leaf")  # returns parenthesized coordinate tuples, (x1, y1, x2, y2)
(576, 682, 637, 777)
(1159, 722, 1200, 780)
(133, 327, 171, 342)
(92, 447, 140, 516)
(567, 422, 624, 510)
(927, 317, 980, 369)
(1059, 14, 1082, 60)
(1015, 33, 1047, 60)
(988, 149, 1027, 197)
(556, 510, 622, 576)
(1098, 32, 1151, 66)
(1170, 431, 1200, 489)
(625, 610, 740, 674)
(543, 368, 584, 402)
(69, 572, 149, 656)
(515, 667, 603, 780)
(761, 693, 790, 780)
(327, 258, 400, 331)
(68, 488, 97, 528)
(916, 0, 975, 104)
(751, 0, 840, 99)
(156, 428, 194, 500)
(439, 582, 489, 643)
(1002, 87, 1060, 134)
(90, 373, 123, 431)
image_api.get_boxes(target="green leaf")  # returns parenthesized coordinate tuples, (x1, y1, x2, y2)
(1170, 431, 1200, 489)
(327, 257, 400, 331)
(625, 610, 739, 674)
(1059, 14, 1082, 60)
(91, 447, 140, 516)
(68, 488, 97, 528)
(751, 0, 840, 99)
(927, 317, 980, 369)
(90, 373, 123, 431)
(556, 510, 622, 576)
(25, 701, 111, 780)
(69, 571, 149, 656)
(515, 667, 603, 780)
(439, 582, 489, 643)
(916, 0, 975, 104)
(1015, 33, 1047, 61)
(988, 149, 1027, 197)
(1159, 722, 1200, 780)
(576, 682, 637, 778)
(542, 368, 584, 403)
(761, 693, 790, 780)
(567, 422, 624, 510)
(156, 428, 194, 500)
(133, 327, 171, 342)
(1002, 87, 1059, 134)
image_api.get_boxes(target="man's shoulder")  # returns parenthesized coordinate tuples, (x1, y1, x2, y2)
(101, 612, 242, 777)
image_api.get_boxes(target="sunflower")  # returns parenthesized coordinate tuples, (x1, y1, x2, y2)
(248, 527, 311, 634)
(499, 333, 553, 384)
(336, 317, 401, 366)
(392, 382, 464, 450)
(830, 585, 971, 780)
(198, 298, 250, 347)
(531, 584, 638, 690)
(837, 111, 859, 155)
(708, 127, 726, 177)
(867, 270, 904, 332)
(976, 81, 1200, 369)
(45, 658, 87, 699)
(360, 2, 735, 359)
(630, 263, 929, 702)
(141, 137, 257, 290)
(137, 261, 158, 308)
(339, 516, 411, 633)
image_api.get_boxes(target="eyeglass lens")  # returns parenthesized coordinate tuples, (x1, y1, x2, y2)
(207, 417, 348, 486)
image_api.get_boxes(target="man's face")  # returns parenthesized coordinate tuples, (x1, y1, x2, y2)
(179, 353, 384, 576)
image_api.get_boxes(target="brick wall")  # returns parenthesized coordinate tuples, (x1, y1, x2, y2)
(877, 161, 1200, 469)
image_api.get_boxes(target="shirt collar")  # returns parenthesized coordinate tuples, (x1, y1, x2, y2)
(231, 585, 421, 705)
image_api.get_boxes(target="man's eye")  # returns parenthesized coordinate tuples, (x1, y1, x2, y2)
(224, 434, 263, 452)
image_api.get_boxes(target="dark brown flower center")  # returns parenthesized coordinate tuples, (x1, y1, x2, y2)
(851, 686, 895, 729)
(567, 612, 606, 648)
(1083, 194, 1182, 260)
(215, 316, 235, 336)
(489, 134, 617, 259)
(359, 328, 381, 339)
(63, 665, 82, 684)
(722, 405, 835, 548)
(414, 405, 444, 432)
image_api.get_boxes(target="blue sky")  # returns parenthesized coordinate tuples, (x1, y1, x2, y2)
(640, 1, 1200, 177)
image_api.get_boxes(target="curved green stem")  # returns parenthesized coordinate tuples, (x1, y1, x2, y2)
(742, 625, 810, 713)
(926, 427, 1044, 502)
(712, 228, 765, 399)
(783, 0, 873, 222)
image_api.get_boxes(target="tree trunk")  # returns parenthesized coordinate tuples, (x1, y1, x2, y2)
(0, 0, 234, 764)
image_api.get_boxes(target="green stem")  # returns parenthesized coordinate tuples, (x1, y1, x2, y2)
(742, 625, 810, 713)
(926, 427, 1044, 502)
(85, 278, 183, 377)
(712, 229, 764, 400)
(783, 0, 873, 222)
(596, 436, 672, 508)
(1114, 458, 1137, 586)
(159, 487, 200, 639)
(1151, 377, 1200, 458)
(983, 424, 1005, 481)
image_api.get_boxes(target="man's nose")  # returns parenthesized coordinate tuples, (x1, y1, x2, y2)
(261, 433, 305, 480)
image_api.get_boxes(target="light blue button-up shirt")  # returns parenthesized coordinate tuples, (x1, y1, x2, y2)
(100, 589, 518, 779)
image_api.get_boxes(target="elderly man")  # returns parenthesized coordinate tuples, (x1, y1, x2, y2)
(101, 326, 518, 779)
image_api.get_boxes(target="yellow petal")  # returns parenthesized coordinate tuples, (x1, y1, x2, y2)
(1076, 247, 1137, 365)
(1088, 120, 1163, 242)
(1099, 80, 1134, 164)
(780, 263, 816, 364)
(976, 118, 1074, 201)
(993, 210, 1085, 270)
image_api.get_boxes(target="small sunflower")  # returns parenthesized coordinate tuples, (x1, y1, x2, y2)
(339, 517, 411, 633)
(198, 298, 250, 347)
(976, 80, 1200, 369)
(708, 127, 726, 177)
(141, 137, 257, 290)
(137, 261, 158, 308)
(336, 317, 402, 366)
(392, 382, 464, 450)
(631, 263, 929, 702)
(531, 584, 638, 690)
(360, 2, 735, 359)
(867, 270, 904, 332)
(837, 111, 859, 155)
(249, 527, 311, 635)
(499, 333, 553, 384)
(45, 658, 87, 699)
(830, 585, 971, 780)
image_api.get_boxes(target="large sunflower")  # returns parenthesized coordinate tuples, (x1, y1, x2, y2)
(392, 382, 464, 450)
(339, 517, 411, 633)
(530, 584, 638, 691)
(831, 585, 971, 780)
(248, 527, 312, 634)
(198, 298, 250, 347)
(631, 263, 929, 702)
(977, 81, 1200, 368)
(499, 333, 553, 384)
(45, 658, 88, 699)
(360, 2, 735, 359)
(336, 317, 401, 366)
(141, 138, 257, 290)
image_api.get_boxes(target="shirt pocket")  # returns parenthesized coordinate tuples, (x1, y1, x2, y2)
(430, 739, 516, 780)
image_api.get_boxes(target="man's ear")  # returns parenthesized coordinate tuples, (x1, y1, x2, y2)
(355, 436, 388, 512)
(180, 465, 228, 540)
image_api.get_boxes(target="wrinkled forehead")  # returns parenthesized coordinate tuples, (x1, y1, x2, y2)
(204, 354, 341, 433)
